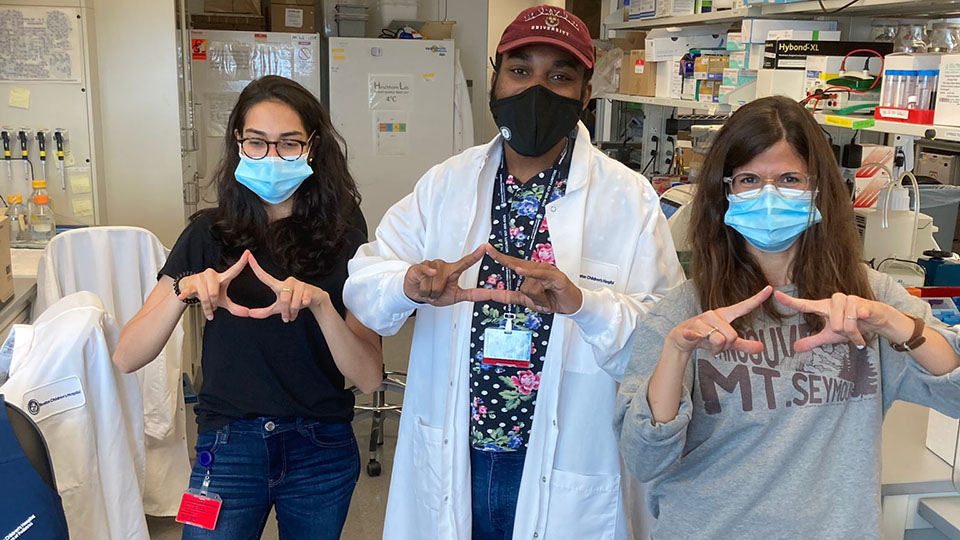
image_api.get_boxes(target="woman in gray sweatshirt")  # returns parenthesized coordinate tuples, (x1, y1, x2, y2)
(615, 96, 960, 540)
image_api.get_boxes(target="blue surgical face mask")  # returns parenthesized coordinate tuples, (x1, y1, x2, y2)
(234, 153, 312, 205)
(724, 185, 822, 253)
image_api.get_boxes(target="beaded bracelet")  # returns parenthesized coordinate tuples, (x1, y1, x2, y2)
(173, 272, 201, 305)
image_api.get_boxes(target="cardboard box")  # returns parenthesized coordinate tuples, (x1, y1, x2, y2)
(644, 25, 728, 62)
(656, 0, 695, 18)
(620, 50, 658, 96)
(656, 57, 684, 98)
(420, 20, 455, 40)
(698, 80, 721, 102)
(726, 32, 746, 51)
(918, 152, 959, 184)
(268, 4, 315, 32)
(766, 29, 841, 41)
(728, 50, 749, 70)
(756, 68, 805, 100)
(740, 18, 837, 44)
(204, 0, 261, 14)
(0, 217, 12, 303)
(191, 13, 266, 31)
(935, 54, 960, 127)
(627, 0, 656, 19)
(694, 54, 727, 80)
(763, 40, 894, 70)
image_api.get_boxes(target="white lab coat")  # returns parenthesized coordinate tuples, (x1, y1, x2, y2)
(0, 292, 148, 540)
(32, 226, 190, 516)
(344, 122, 684, 540)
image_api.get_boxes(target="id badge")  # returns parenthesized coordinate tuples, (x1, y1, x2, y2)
(482, 316, 532, 368)
(176, 488, 222, 531)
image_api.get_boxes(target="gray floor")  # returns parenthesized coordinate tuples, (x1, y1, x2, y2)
(147, 321, 412, 540)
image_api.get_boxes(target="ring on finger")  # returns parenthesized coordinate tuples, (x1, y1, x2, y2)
(704, 327, 720, 339)
(845, 315, 857, 320)
(281, 287, 293, 293)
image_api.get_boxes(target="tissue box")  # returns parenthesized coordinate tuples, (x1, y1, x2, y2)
(722, 68, 758, 87)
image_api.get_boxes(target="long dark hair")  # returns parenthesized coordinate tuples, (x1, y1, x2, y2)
(688, 96, 873, 331)
(199, 75, 362, 277)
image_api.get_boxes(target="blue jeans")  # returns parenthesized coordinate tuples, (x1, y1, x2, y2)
(471, 448, 526, 540)
(181, 417, 360, 540)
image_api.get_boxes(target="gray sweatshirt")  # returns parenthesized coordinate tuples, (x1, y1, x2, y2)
(615, 268, 960, 540)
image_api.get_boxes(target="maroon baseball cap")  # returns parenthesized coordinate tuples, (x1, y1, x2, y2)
(497, 6, 594, 70)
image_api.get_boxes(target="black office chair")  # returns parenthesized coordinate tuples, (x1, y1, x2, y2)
(5, 401, 58, 491)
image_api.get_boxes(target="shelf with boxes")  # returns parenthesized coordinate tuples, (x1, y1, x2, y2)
(814, 114, 960, 143)
(611, 0, 960, 31)
(599, 93, 734, 113)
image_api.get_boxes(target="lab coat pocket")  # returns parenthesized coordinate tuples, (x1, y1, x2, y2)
(412, 416, 444, 513)
(543, 469, 620, 540)
(578, 258, 620, 292)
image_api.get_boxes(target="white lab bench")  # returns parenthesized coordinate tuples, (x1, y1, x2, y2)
(882, 401, 959, 539)
(0, 249, 42, 342)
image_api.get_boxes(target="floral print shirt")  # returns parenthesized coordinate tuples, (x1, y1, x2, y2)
(468, 141, 571, 453)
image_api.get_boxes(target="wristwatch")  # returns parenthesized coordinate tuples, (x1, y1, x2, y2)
(889, 313, 926, 352)
(173, 273, 200, 305)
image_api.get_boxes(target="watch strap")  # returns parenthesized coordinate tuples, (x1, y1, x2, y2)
(890, 313, 926, 352)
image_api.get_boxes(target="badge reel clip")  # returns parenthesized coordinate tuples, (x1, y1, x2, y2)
(482, 311, 533, 369)
(176, 449, 222, 531)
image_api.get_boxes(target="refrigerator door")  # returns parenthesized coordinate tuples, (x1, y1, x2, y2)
(189, 30, 322, 208)
(328, 37, 456, 234)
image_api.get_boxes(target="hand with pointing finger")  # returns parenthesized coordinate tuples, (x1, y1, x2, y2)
(668, 286, 773, 356)
(177, 250, 251, 321)
(403, 246, 493, 306)
(245, 252, 329, 323)
(482, 244, 582, 315)
(773, 291, 909, 352)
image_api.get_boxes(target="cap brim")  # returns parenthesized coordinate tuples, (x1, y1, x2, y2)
(497, 36, 594, 70)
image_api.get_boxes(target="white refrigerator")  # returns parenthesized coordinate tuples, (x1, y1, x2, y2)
(327, 37, 457, 234)
(187, 30, 322, 209)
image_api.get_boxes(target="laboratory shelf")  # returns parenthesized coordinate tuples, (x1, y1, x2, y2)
(606, 0, 960, 31)
(599, 93, 733, 114)
(607, 7, 757, 30)
(814, 113, 960, 143)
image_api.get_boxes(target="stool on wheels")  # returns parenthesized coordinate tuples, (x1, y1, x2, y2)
(351, 369, 405, 476)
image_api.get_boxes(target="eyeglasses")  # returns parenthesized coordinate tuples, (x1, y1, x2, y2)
(237, 131, 315, 161)
(723, 171, 815, 200)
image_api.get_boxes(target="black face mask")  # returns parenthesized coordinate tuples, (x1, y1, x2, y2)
(489, 84, 583, 157)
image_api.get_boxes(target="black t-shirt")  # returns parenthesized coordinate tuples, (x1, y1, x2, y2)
(160, 211, 368, 433)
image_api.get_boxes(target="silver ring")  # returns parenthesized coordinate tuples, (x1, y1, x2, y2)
(845, 315, 857, 320)
(704, 327, 720, 339)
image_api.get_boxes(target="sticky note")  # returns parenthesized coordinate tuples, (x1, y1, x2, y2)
(70, 174, 91, 194)
(333, 55, 346, 61)
(8, 88, 29, 109)
(64, 149, 75, 167)
(71, 197, 94, 217)
(422, 73, 435, 81)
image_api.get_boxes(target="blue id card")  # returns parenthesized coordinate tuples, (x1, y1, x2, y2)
(482, 316, 532, 368)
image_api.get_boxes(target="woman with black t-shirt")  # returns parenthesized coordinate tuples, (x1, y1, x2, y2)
(114, 76, 383, 539)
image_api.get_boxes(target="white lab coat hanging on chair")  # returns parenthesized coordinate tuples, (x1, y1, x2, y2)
(345, 122, 684, 540)
(33, 226, 190, 516)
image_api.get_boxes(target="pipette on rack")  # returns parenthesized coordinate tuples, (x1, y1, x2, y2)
(0, 130, 13, 192)
(54, 130, 66, 190)
(17, 130, 31, 181)
(36, 131, 48, 181)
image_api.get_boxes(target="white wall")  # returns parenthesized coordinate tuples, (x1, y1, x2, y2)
(92, 0, 185, 246)
(483, 0, 564, 141)
(418, 0, 489, 145)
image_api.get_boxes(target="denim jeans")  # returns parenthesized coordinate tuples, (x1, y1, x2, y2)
(470, 448, 526, 540)
(181, 417, 359, 540)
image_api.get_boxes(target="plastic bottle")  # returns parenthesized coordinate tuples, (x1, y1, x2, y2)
(28, 179, 55, 242)
(5, 195, 27, 245)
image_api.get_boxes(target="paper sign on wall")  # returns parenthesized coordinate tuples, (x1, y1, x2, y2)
(8, 87, 29, 109)
(0, 6, 82, 82)
(374, 111, 409, 156)
(369, 74, 413, 110)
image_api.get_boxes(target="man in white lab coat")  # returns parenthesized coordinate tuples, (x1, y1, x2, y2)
(344, 5, 683, 540)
